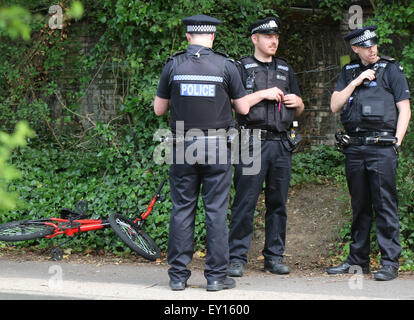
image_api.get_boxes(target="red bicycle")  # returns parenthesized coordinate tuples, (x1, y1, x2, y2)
(0, 179, 166, 261)
(108, 179, 166, 261)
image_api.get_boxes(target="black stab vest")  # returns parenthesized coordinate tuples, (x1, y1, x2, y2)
(236, 56, 294, 132)
(168, 49, 233, 130)
(340, 56, 398, 133)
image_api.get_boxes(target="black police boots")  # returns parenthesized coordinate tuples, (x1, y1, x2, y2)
(374, 265, 398, 281)
(227, 261, 245, 277)
(169, 280, 187, 291)
(326, 262, 370, 275)
(206, 277, 236, 291)
(264, 258, 290, 275)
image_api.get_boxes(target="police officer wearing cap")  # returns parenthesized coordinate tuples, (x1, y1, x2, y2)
(327, 26, 411, 281)
(154, 14, 281, 291)
(227, 16, 304, 278)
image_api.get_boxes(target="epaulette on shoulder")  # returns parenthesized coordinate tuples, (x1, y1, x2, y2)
(380, 55, 405, 72)
(173, 50, 186, 57)
(216, 51, 237, 63)
(237, 55, 251, 62)
(237, 56, 256, 67)
(215, 51, 229, 58)
(275, 56, 288, 63)
(380, 55, 396, 63)
(345, 60, 361, 70)
(167, 50, 186, 62)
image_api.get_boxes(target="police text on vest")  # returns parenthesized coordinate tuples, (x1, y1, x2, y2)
(180, 83, 216, 97)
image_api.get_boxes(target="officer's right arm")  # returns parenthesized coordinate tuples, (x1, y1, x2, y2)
(331, 69, 376, 113)
(232, 97, 250, 115)
(233, 87, 285, 115)
(245, 87, 284, 106)
(154, 96, 169, 116)
(331, 86, 357, 113)
(154, 60, 173, 116)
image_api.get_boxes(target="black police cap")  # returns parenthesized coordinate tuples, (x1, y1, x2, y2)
(182, 14, 221, 34)
(344, 25, 378, 47)
(248, 16, 281, 34)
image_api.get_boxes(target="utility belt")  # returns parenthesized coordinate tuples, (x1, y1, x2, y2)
(347, 131, 394, 137)
(257, 129, 287, 141)
(241, 128, 302, 152)
(335, 131, 398, 148)
(238, 127, 287, 141)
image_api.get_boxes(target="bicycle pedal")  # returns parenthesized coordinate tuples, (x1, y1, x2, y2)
(50, 248, 64, 261)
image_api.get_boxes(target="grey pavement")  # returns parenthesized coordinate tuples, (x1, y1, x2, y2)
(0, 258, 413, 300)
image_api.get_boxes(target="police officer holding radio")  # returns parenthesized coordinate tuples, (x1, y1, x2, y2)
(154, 15, 281, 291)
(327, 26, 411, 281)
(227, 16, 304, 277)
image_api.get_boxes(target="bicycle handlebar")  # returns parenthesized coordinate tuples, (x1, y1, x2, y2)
(156, 179, 166, 197)
(136, 179, 167, 222)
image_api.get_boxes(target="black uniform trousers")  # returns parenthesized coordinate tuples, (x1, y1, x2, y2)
(229, 138, 292, 264)
(343, 145, 401, 268)
(168, 138, 231, 283)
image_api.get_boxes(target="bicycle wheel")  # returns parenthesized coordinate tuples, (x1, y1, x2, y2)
(0, 220, 54, 241)
(109, 213, 161, 261)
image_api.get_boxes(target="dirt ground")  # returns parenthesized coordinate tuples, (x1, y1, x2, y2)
(0, 183, 351, 277)
(245, 182, 350, 275)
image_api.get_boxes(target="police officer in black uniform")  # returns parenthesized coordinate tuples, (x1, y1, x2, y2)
(327, 26, 411, 281)
(227, 16, 304, 277)
(154, 15, 281, 291)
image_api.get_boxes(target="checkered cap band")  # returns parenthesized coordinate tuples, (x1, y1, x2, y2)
(251, 21, 278, 34)
(350, 30, 377, 45)
(187, 25, 217, 33)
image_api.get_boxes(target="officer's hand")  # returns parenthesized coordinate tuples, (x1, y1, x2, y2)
(393, 144, 400, 155)
(352, 69, 376, 87)
(262, 87, 284, 101)
(283, 94, 301, 108)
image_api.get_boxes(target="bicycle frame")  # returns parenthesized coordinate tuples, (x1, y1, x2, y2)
(43, 218, 109, 238)
(133, 179, 166, 224)
(43, 179, 165, 237)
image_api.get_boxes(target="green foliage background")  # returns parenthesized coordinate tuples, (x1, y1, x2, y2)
(0, 0, 413, 268)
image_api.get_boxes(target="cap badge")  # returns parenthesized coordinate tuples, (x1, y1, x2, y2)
(269, 20, 278, 28)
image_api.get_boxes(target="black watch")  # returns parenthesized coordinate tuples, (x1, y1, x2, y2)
(394, 144, 401, 153)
